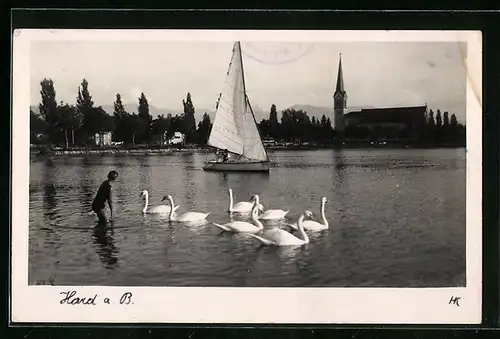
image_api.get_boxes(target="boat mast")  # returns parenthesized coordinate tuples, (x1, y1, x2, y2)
(237, 41, 269, 162)
(237, 41, 249, 158)
(237, 41, 248, 99)
(246, 96, 270, 162)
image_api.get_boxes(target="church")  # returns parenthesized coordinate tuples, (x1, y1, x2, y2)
(332, 54, 429, 142)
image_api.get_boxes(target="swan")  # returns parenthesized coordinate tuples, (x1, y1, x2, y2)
(288, 197, 329, 231)
(140, 190, 180, 214)
(164, 195, 210, 222)
(248, 210, 312, 246)
(228, 188, 265, 214)
(213, 200, 264, 234)
(253, 194, 289, 220)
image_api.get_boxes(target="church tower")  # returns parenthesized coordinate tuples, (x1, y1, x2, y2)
(333, 53, 347, 133)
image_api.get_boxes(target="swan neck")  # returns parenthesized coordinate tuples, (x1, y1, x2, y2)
(168, 197, 175, 220)
(143, 194, 149, 213)
(228, 189, 233, 210)
(321, 200, 328, 227)
(252, 205, 264, 229)
(254, 195, 260, 205)
(297, 215, 310, 243)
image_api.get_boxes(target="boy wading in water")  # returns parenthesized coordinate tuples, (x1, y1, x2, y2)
(92, 170, 118, 224)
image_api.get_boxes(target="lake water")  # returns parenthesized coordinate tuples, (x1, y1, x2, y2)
(28, 149, 466, 287)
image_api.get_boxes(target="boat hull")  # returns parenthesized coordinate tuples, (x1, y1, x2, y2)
(202, 160, 270, 173)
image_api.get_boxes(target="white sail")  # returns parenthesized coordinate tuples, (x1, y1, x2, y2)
(241, 95, 268, 162)
(207, 42, 268, 162)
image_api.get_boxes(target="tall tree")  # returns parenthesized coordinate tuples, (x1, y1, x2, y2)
(76, 78, 95, 144)
(434, 109, 443, 143)
(435, 109, 443, 128)
(443, 111, 450, 126)
(448, 113, 462, 145)
(196, 112, 212, 145)
(114, 93, 127, 116)
(426, 109, 436, 143)
(137, 92, 152, 143)
(112, 93, 128, 142)
(428, 109, 435, 126)
(269, 104, 279, 139)
(76, 79, 94, 109)
(182, 92, 197, 145)
(441, 111, 451, 144)
(39, 78, 61, 144)
(320, 114, 328, 127)
(450, 113, 458, 127)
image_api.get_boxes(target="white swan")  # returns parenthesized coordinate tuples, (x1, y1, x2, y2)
(213, 200, 264, 234)
(165, 195, 210, 222)
(288, 197, 329, 231)
(140, 190, 180, 214)
(228, 188, 265, 214)
(249, 210, 312, 246)
(253, 194, 289, 220)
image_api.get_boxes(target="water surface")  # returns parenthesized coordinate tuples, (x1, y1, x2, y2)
(29, 149, 466, 287)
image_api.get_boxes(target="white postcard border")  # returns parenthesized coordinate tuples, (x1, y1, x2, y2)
(11, 29, 482, 324)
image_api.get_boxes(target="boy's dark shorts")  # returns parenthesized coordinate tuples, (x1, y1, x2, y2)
(92, 206, 108, 223)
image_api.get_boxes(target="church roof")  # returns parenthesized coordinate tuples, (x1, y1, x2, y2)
(334, 54, 345, 95)
(345, 106, 427, 124)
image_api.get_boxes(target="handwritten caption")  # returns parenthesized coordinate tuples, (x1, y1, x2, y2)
(60, 290, 133, 306)
(449, 296, 461, 307)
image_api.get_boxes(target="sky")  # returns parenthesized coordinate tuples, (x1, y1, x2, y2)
(30, 40, 467, 122)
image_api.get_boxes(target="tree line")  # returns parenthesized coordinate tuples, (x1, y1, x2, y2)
(257, 104, 465, 146)
(258, 104, 335, 143)
(424, 109, 465, 144)
(31, 77, 466, 148)
(343, 109, 465, 145)
(30, 78, 213, 147)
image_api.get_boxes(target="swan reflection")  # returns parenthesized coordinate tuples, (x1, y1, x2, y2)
(178, 219, 210, 228)
(254, 241, 305, 266)
(273, 246, 306, 261)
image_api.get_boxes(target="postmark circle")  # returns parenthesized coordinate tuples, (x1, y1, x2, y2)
(241, 42, 314, 65)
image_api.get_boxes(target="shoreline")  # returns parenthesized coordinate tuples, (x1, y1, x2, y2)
(30, 144, 466, 157)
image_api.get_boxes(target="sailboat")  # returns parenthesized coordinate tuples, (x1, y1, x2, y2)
(202, 41, 271, 173)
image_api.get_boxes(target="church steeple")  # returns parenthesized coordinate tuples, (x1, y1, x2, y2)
(335, 53, 345, 95)
(333, 53, 347, 133)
